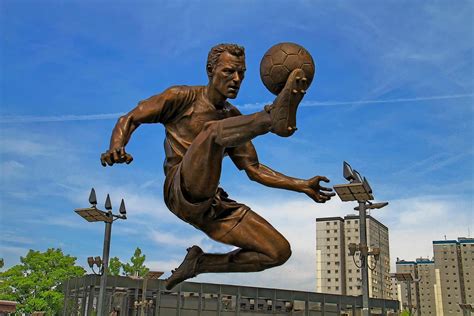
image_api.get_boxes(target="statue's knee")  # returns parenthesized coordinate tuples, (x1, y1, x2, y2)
(267, 239, 292, 267)
(276, 241, 292, 265)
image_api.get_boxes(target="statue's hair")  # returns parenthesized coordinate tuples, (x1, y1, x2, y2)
(207, 43, 245, 78)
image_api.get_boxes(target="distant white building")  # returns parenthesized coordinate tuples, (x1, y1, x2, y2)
(394, 237, 474, 316)
(315, 214, 392, 299)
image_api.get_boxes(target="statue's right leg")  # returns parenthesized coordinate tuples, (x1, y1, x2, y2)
(180, 111, 272, 203)
(165, 208, 291, 290)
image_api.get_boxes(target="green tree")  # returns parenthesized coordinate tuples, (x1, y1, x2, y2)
(122, 247, 149, 277)
(0, 258, 4, 269)
(0, 248, 85, 315)
(108, 256, 122, 276)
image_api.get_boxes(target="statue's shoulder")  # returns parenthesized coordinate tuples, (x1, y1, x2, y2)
(163, 85, 204, 105)
(224, 101, 242, 116)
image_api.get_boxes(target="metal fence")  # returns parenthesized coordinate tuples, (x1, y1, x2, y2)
(61, 275, 399, 316)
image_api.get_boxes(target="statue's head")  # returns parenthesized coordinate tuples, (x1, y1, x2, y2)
(206, 43, 246, 99)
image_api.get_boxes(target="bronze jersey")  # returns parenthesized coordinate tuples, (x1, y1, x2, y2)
(139, 85, 258, 175)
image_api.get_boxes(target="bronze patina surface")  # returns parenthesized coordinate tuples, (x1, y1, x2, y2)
(101, 44, 334, 289)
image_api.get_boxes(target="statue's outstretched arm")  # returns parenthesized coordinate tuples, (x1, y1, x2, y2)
(100, 87, 183, 167)
(245, 163, 334, 203)
(228, 141, 334, 203)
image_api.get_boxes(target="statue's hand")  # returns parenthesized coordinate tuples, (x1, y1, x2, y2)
(100, 147, 133, 167)
(301, 176, 335, 203)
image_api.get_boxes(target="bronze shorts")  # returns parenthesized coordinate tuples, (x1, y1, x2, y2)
(164, 164, 250, 241)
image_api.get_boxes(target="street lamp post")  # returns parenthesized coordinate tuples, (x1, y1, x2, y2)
(333, 162, 388, 316)
(393, 273, 421, 316)
(75, 188, 127, 316)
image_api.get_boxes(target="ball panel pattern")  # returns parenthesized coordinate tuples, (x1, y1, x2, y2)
(260, 42, 315, 95)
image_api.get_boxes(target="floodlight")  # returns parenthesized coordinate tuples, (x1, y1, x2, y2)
(393, 273, 414, 282)
(105, 194, 112, 210)
(94, 256, 102, 267)
(353, 170, 363, 183)
(362, 177, 372, 194)
(354, 202, 388, 211)
(119, 199, 127, 216)
(348, 243, 358, 256)
(334, 183, 374, 202)
(89, 188, 97, 206)
(75, 207, 109, 222)
(343, 161, 355, 182)
(371, 202, 388, 209)
(371, 247, 381, 261)
(87, 256, 94, 268)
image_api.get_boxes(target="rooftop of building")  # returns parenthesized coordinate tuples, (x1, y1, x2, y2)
(433, 237, 474, 245)
(315, 215, 388, 230)
(315, 217, 344, 222)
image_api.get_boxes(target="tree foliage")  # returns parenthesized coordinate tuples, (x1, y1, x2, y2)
(108, 256, 122, 276)
(123, 247, 149, 277)
(0, 248, 85, 315)
(108, 247, 149, 277)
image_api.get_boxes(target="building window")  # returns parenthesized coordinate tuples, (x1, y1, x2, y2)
(326, 222, 330, 226)
(327, 270, 331, 274)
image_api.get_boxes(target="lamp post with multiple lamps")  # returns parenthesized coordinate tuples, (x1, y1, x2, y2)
(392, 273, 421, 316)
(333, 162, 388, 316)
(75, 188, 127, 316)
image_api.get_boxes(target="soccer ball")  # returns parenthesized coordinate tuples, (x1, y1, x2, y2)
(260, 42, 315, 95)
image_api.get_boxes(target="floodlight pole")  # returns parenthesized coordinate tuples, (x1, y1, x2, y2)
(74, 189, 127, 316)
(358, 201, 370, 316)
(333, 162, 388, 316)
(97, 212, 112, 316)
(406, 280, 413, 315)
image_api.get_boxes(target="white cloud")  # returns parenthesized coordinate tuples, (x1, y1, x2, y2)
(149, 229, 205, 248)
(145, 193, 473, 291)
(0, 160, 25, 179)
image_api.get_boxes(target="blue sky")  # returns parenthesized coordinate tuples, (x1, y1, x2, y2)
(1, 1, 472, 291)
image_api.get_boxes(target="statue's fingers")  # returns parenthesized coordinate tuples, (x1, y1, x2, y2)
(103, 154, 114, 166)
(100, 154, 107, 167)
(320, 185, 333, 192)
(317, 176, 330, 183)
(112, 150, 121, 162)
(125, 154, 133, 164)
(320, 191, 336, 198)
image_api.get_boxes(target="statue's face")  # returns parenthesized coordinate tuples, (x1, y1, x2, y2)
(210, 52, 246, 99)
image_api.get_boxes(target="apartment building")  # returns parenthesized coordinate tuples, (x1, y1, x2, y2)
(395, 258, 436, 315)
(316, 214, 392, 299)
(433, 238, 474, 316)
(395, 237, 473, 316)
